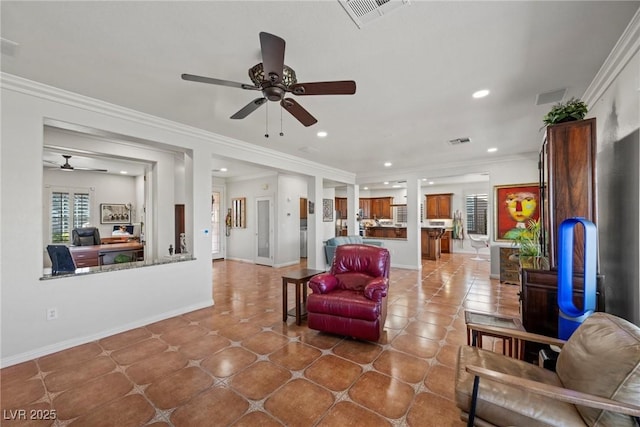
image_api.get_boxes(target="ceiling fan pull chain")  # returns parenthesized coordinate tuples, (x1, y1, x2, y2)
(280, 105, 284, 136)
(264, 102, 269, 138)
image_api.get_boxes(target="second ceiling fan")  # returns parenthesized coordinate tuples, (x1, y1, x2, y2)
(182, 32, 356, 127)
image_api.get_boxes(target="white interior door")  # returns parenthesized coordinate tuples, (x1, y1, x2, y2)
(211, 188, 224, 260)
(255, 196, 274, 266)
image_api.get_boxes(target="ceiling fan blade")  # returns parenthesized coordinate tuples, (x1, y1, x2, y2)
(43, 159, 59, 166)
(259, 32, 285, 84)
(230, 98, 267, 119)
(281, 98, 317, 127)
(181, 73, 259, 90)
(74, 167, 109, 173)
(289, 81, 356, 96)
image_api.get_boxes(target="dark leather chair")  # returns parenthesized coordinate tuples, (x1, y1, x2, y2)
(307, 244, 390, 341)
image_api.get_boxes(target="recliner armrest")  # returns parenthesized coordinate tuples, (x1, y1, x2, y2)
(465, 365, 640, 418)
(309, 273, 339, 294)
(364, 277, 388, 302)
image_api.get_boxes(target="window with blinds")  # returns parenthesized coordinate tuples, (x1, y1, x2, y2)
(51, 190, 91, 243)
(466, 194, 488, 234)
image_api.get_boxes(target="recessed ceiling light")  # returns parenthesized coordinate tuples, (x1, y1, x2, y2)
(363, 186, 369, 190)
(422, 178, 427, 181)
(384, 162, 392, 167)
(120, 171, 128, 174)
(392, 184, 401, 188)
(317, 131, 328, 138)
(487, 147, 498, 153)
(383, 181, 389, 185)
(220, 167, 228, 172)
(429, 181, 434, 185)
(472, 89, 490, 99)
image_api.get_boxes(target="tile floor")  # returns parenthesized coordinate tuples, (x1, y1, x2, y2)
(1, 253, 521, 426)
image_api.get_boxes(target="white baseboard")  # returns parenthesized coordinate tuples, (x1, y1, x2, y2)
(1, 299, 213, 368)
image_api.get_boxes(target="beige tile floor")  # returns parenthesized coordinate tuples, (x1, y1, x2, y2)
(1, 253, 521, 426)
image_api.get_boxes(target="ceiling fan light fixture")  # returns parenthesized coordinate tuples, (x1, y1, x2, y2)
(248, 63, 297, 88)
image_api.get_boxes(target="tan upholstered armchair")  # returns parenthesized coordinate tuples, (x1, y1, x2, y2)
(455, 312, 640, 426)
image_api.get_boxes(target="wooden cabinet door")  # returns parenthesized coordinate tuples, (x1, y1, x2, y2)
(441, 230, 451, 253)
(359, 199, 371, 219)
(425, 194, 452, 219)
(335, 197, 347, 219)
(437, 196, 451, 218)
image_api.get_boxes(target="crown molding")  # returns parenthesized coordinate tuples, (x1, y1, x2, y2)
(583, 8, 640, 106)
(1, 73, 356, 184)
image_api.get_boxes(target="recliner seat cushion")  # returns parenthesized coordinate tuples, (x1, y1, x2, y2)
(556, 313, 640, 426)
(456, 346, 586, 427)
(307, 289, 380, 321)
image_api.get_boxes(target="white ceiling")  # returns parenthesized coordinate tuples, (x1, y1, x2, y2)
(3, 1, 638, 183)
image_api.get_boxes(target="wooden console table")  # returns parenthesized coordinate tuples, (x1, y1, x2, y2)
(69, 242, 144, 268)
(281, 269, 324, 325)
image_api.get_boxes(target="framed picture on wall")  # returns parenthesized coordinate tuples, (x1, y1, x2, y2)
(100, 203, 131, 224)
(322, 199, 333, 222)
(494, 183, 540, 241)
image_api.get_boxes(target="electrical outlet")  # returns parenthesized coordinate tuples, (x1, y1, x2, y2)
(46, 307, 58, 321)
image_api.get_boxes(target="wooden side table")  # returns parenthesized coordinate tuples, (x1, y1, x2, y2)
(282, 269, 324, 326)
(465, 310, 525, 358)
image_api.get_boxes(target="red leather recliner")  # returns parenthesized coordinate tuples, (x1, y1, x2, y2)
(307, 244, 390, 341)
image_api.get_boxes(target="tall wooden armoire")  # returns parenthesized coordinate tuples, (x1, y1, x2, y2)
(520, 118, 604, 357)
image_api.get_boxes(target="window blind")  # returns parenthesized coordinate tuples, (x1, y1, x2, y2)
(466, 194, 488, 234)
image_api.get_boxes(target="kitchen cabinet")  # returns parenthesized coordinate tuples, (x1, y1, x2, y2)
(359, 199, 371, 219)
(335, 197, 348, 219)
(421, 228, 444, 260)
(425, 193, 452, 219)
(370, 197, 392, 219)
(440, 230, 451, 253)
(366, 227, 406, 239)
(300, 198, 307, 219)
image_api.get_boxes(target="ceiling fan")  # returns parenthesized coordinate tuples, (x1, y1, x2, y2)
(44, 155, 108, 172)
(181, 32, 356, 127)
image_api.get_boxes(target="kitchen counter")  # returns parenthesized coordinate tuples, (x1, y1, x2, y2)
(365, 226, 407, 239)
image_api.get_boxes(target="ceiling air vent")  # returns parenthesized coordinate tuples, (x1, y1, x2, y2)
(448, 137, 471, 146)
(535, 88, 566, 106)
(339, 0, 411, 28)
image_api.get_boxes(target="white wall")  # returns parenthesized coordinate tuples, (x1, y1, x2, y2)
(585, 14, 640, 324)
(1, 80, 214, 366)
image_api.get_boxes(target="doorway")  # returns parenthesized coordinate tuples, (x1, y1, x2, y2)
(211, 189, 224, 260)
(255, 196, 274, 266)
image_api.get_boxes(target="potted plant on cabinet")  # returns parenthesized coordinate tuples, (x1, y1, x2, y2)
(542, 97, 588, 127)
(510, 219, 549, 270)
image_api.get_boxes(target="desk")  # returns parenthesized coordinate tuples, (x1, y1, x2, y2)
(69, 242, 144, 268)
(282, 269, 323, 326)
(465, 310, 525, 358)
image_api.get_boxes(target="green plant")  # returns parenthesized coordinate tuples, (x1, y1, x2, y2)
(542, 97, 588, 126)
(511, 219, 542, 257)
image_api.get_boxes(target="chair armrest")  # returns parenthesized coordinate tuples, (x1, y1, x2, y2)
(364, 277, 388, 302)
(309, 273, 339, 294)
(466, 323, 567, 348)
(466, 365, 640, 418)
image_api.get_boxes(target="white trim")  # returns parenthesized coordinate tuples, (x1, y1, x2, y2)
(274, 260, 300, 268)
(583, 8, 640, 106)
(224, 256, 254, 264)
(0, 299, 213, 368)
